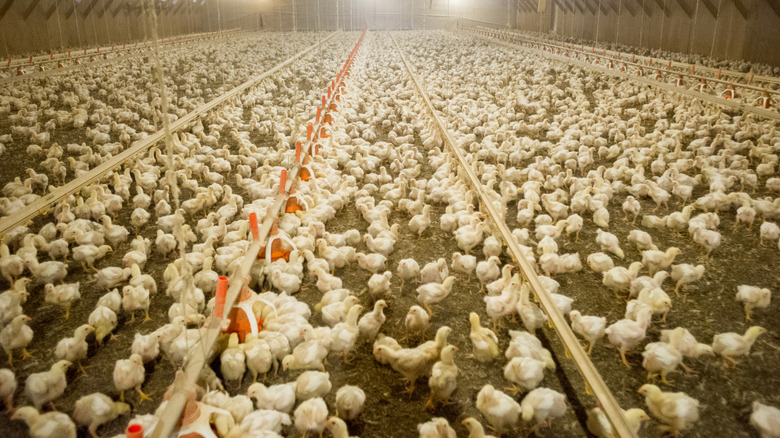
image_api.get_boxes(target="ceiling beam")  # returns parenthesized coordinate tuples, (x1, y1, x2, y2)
(579, 0, 598, 14)
(763, 0, 780, 18)
(0, 0, 14, 21)
(729, 0, 749, 18)
(570, 0, 586, 13)
(96, 0, 115, 18)
(620, 0, 638, 15)
(633, 0, 654, 16)
(605, 0, 621, 14)
(22, 0, 41, 21)
(675, 0, 693, 18)
(653, 0, 671, 17)
(699, 0, 718, 16)
(111, 0, 124, 18)
(80, 0, 99, 19)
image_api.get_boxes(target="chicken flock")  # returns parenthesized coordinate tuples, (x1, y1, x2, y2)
(0, 27, 777, 438)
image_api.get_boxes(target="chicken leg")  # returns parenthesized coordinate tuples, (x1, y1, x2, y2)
(136, 387, 152, 403)
(619, 349, 631, 368)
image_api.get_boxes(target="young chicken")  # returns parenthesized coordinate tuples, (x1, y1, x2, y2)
(335, 385, 365, 420)
(396, 258, 421, 291)
(295, 371, 332, 401)
(427, 345, 458, 409)
(122, 284, 151, 323)
(569, 310, 607, 355)
(605, 307, 653, 368)
(418, 417, 457, 438)
(637, 287, 673, 323)
(504, 356, 545, 394)
(0, 314, 33, 366)
(750, 401, 780, 438)
(587, 252, 614, 273)
(638, 384, 700, 436)
(247, 382, 296, 414)
(416, 276, 456, 316)
(11, 406, 76, 438)
(736, 285, 772, 321)
(405, 305, 431, 341)
(642, 342, 683, 385)
(330, 304, 363, 363)
(25, 360, 71, 410)
(452, 252, 477, 281)
(659, 327, 713, 374)
(293, 397, 328, 437)
(420, 258, 449, 284)
(242, 334, 273, 383)
(712, 326, 767, 367)
(409, 204, 432, 237)
(469, 312, 499, 362)
(358, 300, 387, 342)
(670, 264, 705, 296)
(89, 305, 118, 345)
(54, 324, 94, 373)
(0, 368, 16, 410)
(476, 384, 521, 435)
(485, 279, 521, 331)
(462, 417, 497, 438)
(627, 229, 658, 252)
(73, 392, 130, 438)
(641, 247, 681, 275)
(368, 271, 393, 301)
(325, 416, 357, 438)
(602, 262, 644, 295)
(595, 229, 624, 259)
(113, 354, 150, 403)
(476, 256, 501, 293)
(282, 337, 328, 372)
(221, 333, 247, 388)
(43, 282, 81, 319)
(131, 331, 161, 364)
(586, 407, 649, 438)
(521, 387, 567, 429)
(505, 330, 556, 370)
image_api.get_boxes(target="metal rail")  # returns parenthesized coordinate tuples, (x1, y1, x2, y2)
(0, 30, 251, 86)
(0, 32, 341, 239)
(463, 29, 780, 122)
(492, 27, 780, 89)
(3, 28, 243, 70)
(149, 29, 366, 438)
(466, 26, 780, 95)
(388, 32, 639, 438)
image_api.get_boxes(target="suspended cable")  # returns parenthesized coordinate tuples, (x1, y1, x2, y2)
(710, 0, 723, 58)
(639, 0, 645, 47)
(616, 0, 622, 43)
(102, 0, 112, 46)
(689, 0, 700, 54)
(55, 0, 64, 51)
(595, 0, 601, 44)
(90, 1, 99, 46)
(72, 0, 83, 48)
(659, 0, 666, 49)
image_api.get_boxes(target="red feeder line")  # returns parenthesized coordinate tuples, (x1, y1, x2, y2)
(249, 212, 259, 240)
(279, 169, 288, 195)
(214, 276, 229, 319)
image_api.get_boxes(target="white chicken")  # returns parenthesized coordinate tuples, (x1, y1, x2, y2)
(735, 285, 772, 321)
(475, 384, 521, 435)
(25, 360, 71, 410)
(638, 384, 699, 436)
(335, 385, 365, 420)
(113, 354, 150, 403)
